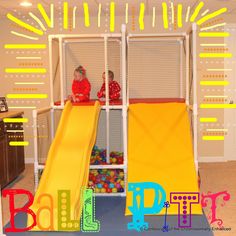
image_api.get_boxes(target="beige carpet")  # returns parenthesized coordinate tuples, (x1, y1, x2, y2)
(1, 162, 236, 235)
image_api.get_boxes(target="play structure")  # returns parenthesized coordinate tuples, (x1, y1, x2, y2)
(0, 24, 201, 232)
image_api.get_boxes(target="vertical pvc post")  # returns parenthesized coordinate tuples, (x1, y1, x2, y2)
(180, 40, 184, 98)
(192, 23, 198, 173)
(63, 41, 67, 100)
(50, 108, 55, 140)
(127, 37, 130, 107)
(33, 110, 39, 192)
(186, 34, 190, 106)
(121, 24, 128, 196)
(49, 36, 54, 107)
(59, 37, 65, 108)
(104, 36, 110, 164)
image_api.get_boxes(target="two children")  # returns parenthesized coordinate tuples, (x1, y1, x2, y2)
(69, 66, 121, 102)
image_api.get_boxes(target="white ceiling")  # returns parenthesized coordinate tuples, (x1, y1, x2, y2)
(0, 0, 236, 19)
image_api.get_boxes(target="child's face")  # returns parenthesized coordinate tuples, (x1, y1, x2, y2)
(102, 73, 112, 83)
(74, 71, 83, 81)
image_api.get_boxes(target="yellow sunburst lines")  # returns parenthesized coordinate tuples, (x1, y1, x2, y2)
(177, 4, 183, 28)
(10, 31, 39, 41)
(63, 2, 68, 29)
(185, 6, 190, 22)
(201, 9, 209, 16)
(37, 3, 54, 28)
(162, 2, 169, 29)
(152, 7, 156, 28)
(98, 3, 102, 27)
(139, 3, 145, 30)
(7, 13, 43, 35)
(110, 2, 115, 32)
(83, 2, 90, 27)
(197, 8, 227, 25)
(29, 12, 47, 31)
(190, 1, 204, 22)
(200, 22, 226, 31)
(73, 6, 77, 29)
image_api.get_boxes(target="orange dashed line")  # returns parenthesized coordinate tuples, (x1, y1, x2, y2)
(13, 88, 38, 91)
(203, 74, 227, 78)
(200, 18, 224, 28)
(203, 48, 229, 52)
(18, 63, 43, 66)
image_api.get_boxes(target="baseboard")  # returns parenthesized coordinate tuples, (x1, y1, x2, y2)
(25, 158, 34, 164)
(198, 156, 226, 163)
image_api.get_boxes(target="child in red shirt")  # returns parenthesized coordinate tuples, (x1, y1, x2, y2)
(69, 66, 91, 102)
(97, 70, 121, 101)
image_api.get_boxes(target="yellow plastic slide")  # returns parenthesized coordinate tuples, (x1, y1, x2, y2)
(126, 102, 202, 215)
(28, 101, 100, 231)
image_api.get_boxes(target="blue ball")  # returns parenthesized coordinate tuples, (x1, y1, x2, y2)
(97, 183, 102, 189)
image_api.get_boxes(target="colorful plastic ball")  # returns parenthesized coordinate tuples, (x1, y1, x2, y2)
(101, 188, 106, 193)
(110, 171, 115, 177)
(119, 172, 124, 178)
(103, 183, 108, 188)
(116, 183, 121, 188)
(107, 188, 112, 193)
(95, 188, 100, 193)
(97, 183, 102, 189)
(109, 183, 115, 189)
(112, 188, 118, 193)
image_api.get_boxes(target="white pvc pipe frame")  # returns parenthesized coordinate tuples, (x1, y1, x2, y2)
(32, 25, 197, 199)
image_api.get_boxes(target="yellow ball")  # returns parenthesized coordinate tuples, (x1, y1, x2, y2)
(120, 181, 124, 187)
(112, 188, 117, 193)
(119, 172, 124, 178)
(110, 171, 115, 177)
(101, 188, 106, 193)
(95, 188, 100, 193)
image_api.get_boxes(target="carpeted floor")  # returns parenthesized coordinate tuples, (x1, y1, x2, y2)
(1, 162, 236, 236)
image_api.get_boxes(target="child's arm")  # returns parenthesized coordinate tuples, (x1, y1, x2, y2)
(110, 81, 121, 100)
(97, 83, 105, 98)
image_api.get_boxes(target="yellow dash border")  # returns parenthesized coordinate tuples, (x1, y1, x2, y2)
(5, 44, 46, 49)
(7, 94, 48, 99)
(200, 104, 236, 109)
(202, 136, 225, 141)
(199, 53, 232, 58)
(200, 118, 217, 123)
(3, 118, 28, 123)
(200, 81, 229, 86)
(9, 141, 29, 146)
(199, 32, 230, 37)
(5, 68, 47, 73)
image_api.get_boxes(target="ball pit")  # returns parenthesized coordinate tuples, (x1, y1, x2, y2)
(90, 146, 124, 165)
(88, 169, 125, 193)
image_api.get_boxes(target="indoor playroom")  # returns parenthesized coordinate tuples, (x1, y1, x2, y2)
(0, 1, 236, 236)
